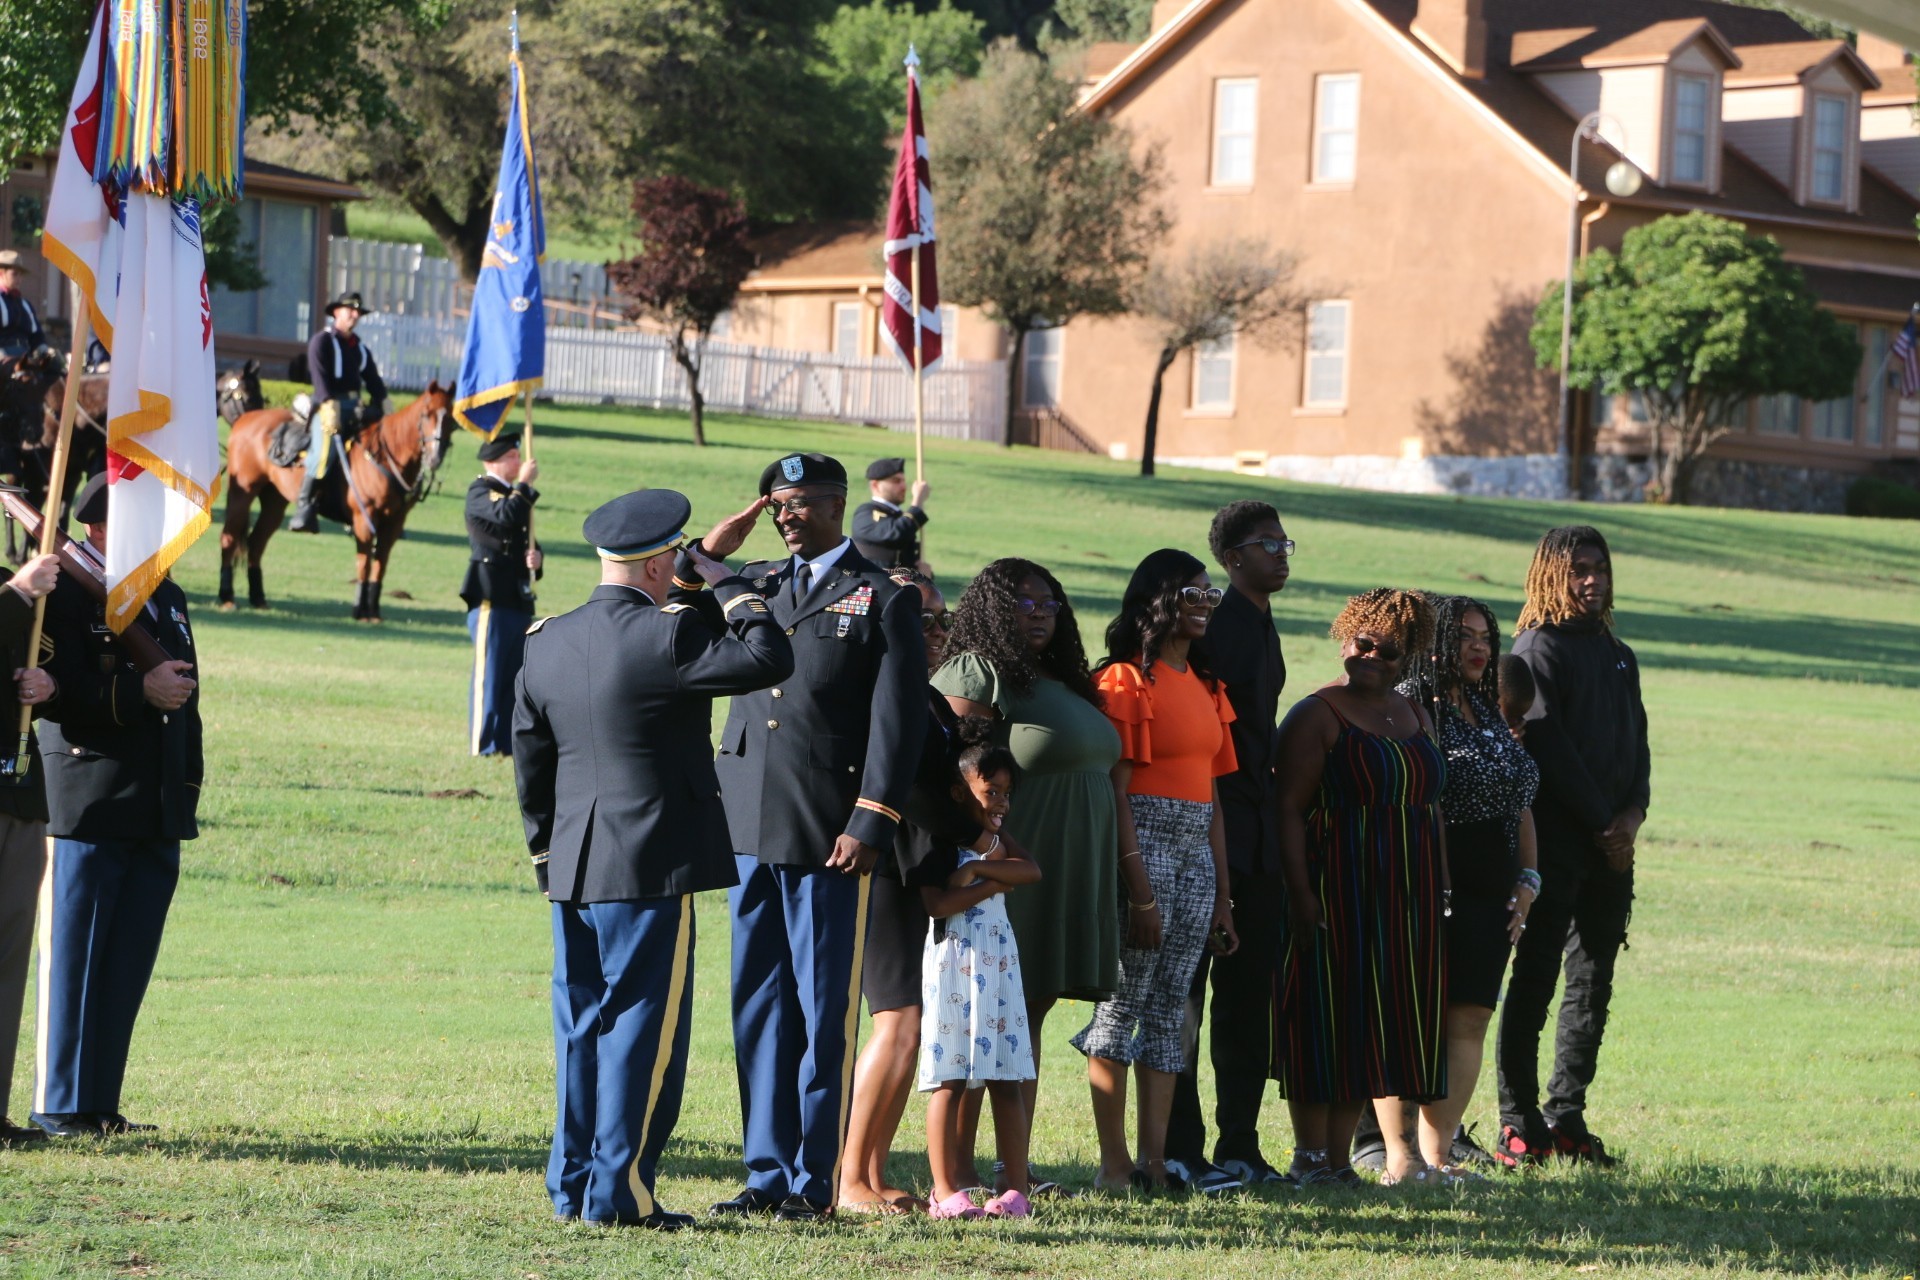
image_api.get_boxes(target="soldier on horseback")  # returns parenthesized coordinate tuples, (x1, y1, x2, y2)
(0, 251, 48, 365)
(0, 250, 57, 490)
(290, 291, 387, 534)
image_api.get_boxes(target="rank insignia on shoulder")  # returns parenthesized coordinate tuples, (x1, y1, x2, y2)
(888, 569, 916, 586)
(527, 617, 552, 633)
(660, 603, 693, 615)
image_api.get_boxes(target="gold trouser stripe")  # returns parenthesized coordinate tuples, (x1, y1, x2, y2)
(469, 603, 492, 756)
(826, 873, 872, 1210)
(625, 896, 693, 1219)
(32, 837, 55, 1114)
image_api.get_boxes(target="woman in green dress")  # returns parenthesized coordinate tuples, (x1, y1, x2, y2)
(935, 558, 1120, 1179)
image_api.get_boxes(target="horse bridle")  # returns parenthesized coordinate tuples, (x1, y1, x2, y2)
(361, 399, 450, 509)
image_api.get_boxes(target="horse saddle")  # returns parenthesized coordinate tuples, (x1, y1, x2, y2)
(267, 395, 316, 468)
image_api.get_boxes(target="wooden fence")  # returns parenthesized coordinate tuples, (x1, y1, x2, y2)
(357, 312, 1008, 442)
(327, 237, 614, 325)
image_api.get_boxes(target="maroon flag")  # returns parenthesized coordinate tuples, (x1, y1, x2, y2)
(880, 49, 940, 373)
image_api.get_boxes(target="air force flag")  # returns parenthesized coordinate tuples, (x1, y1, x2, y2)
(453, 49, 545, 438)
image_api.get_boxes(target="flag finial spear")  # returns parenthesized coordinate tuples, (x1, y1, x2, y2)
(510, 8, 520, 54)
(905, 44, 920, 72)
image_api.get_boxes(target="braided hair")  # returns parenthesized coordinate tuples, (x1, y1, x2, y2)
(1399, 593, 1501, 723)
(1517, 525, 1613, 631)
(943, 558, 1099, 705)
(1104, 548, 1217, 685)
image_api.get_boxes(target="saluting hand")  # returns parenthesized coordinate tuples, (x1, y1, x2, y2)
(143, 660, 196, 711)
(685, 542, 733, 588)
(827, 834, 879, 875)
(700, 497, 766, 560)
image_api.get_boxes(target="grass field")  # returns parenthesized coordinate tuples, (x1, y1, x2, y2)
(2, 404, 1917, 1278)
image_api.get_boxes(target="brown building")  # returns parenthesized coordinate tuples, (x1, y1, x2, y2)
(2, 156, 363, 371)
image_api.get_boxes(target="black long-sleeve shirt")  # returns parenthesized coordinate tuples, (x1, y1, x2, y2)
(1210, 584, 1285, 875)
(1513, 617, 1650, 859)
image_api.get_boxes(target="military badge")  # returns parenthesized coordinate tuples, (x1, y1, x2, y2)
(825, 584, 873, 617)
(781, 455, 806, 483)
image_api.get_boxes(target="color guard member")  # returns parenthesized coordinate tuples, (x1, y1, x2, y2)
(849, 457, 929, 571)
(462, 432, 541, 756)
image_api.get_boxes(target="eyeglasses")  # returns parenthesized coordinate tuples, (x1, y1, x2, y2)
(921, 610, 955, 633)
(1014, 597, 1062, 617)
(1352, 636, 1404, 662)
(765, 495, 834, 517)
(1231, 537, 1296, 558)
(1179, 586, 1225, 608)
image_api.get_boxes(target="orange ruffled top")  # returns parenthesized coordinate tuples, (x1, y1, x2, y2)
(1097, 660, 1238, 803)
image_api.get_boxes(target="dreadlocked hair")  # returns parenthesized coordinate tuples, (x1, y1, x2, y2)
(943, 558, 1099, 705)
(1207, 499, 1280, 568)
(953, 714, 1018, 789)
(1103, 548, 1217, 686)
(1397, 594, 1501, 724)
(1329, 588, 1435, 657)
(1516, 525, 1613, 631)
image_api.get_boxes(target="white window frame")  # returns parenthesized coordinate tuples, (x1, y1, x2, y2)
(832, 302, 862, 357)
(1191, 333, 1236, 411)
(1303, 301, 1351, 409)
(1670, 73, 1712, 187)
(1809, 93, 1848, 204)
(1022, 325, 1063, 409)
(1210, 78, 1259, 188)
(1311, 74, 1361, 186)
(939, 304, 959, 348)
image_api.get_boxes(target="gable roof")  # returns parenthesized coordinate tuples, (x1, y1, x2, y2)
(1723, 38, 1881, 88)
(742, 219, 881, 290)
(1510, 18, 1740, 71)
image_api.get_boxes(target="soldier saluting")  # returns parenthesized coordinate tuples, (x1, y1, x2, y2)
(462, 432, 541, 757)
(290, 291, 387, 533)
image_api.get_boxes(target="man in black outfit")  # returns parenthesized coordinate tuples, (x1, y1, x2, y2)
(291, 292, 387, 533)
(1164, 500, 1291, 1191)
(1496, 525, 1648, 1169)
(849, 457, 929, 571)
(462, 432, 541, 756)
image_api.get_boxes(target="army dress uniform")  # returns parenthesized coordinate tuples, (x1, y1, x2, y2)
(708, 453, 925, 1218)
(849, 457, 927, 569)
(0, 565, 53, 1144)
(31, 483, 201, 1132)
(462, 438, 540, 756)
(513, 490, 792, 1227)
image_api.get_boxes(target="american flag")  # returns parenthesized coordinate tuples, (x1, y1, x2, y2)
(879, 48, 940, 374)
(1893, 312, 1920, 401)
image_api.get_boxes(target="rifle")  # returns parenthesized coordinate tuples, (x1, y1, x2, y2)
(0, 489, 171, 673)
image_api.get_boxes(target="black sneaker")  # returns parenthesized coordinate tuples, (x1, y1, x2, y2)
(1548, 1123, 1619, 1168)
(1494, 1119, 1551, 1169)
(1163, 1158, 1241, 1195)
(1449, 1123, 1497, 1169)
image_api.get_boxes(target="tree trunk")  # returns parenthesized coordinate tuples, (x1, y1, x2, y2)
(1139, 347, 1178, 478)
(411, 190, 491, 283)
(673, 332, 707, 447)
(1002, 326, 1028, 449)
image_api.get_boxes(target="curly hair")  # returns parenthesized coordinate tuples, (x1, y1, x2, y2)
(953, 714, 1019, 787)
(1398, 593, 1501, 720)
(943, 558, 1099, 705)
(1206, 499, 1280, 568)
(1104, 548, 1216, 685)
(1516, 525, 1613, 632)
(1329, 587, 1435, 657)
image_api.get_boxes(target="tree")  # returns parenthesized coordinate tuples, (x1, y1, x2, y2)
(1047, 0, 1154, 43)
(1128, 239, 1307, 477)
(1531, 211, 1860, 504)
(606, 177, 755, 448)
(932, 41, 1168, 445)
(819, 1, 986, 187)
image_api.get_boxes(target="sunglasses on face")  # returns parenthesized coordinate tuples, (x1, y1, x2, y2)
(1352, 636, 1404, 662)
(765, 495, 834, 517)
(1230, 537, 1296, 558)
(1014, 597, 1062, 617)
(1179, 586, 1225, 608)
(921, 610, 955, 633)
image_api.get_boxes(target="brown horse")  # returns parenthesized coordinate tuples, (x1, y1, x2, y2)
(220, 383, 454, 621)
(0, 351, 107, 561)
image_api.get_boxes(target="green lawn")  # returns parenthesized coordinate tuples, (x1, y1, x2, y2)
(2, 404, 1916, 1278)
(345, 199, 631, 268)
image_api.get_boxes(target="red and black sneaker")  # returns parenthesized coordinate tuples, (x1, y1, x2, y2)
(1547, 1123, 1619, 1169)
(1494, 1120, 1550, 1169)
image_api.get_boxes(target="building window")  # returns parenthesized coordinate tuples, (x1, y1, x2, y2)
(1022, 325, 1062, 409)
(1672, 74, 1711, 185)
(1312, 74, 1360, 185)
(210, 197, 316, 341)
(1865, 326, 1888, 446)
(1192, 333, 1235, 409)
(1756, 393, 1801, 436)
(939, 304, 959, 349)
(1810, 94, 1847, 202)
(1811, 329, 1858, 441)
(1304, 301, 1349, 407)
(1211, 79, 1258, 187)
(832, 302, 862, 357)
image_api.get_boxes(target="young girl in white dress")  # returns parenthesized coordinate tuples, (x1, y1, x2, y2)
(918, 734, 1041, 1220)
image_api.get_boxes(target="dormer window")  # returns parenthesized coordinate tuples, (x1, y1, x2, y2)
(1671, 74, 1712, 184)
(1810, 93, 1847, 202)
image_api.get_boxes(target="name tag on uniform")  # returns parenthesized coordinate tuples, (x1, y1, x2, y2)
(825, 585, 873, 618)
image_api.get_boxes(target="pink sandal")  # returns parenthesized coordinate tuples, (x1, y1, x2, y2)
(983, 1189, 1032, 1218)
(928, 1190, 984, 1220)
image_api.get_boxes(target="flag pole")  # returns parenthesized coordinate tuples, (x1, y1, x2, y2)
(1872, 301, 1919, 386)
(911, 242, 925, 492)
(14, 284, 91, 776)
(521, 386, 536, 553)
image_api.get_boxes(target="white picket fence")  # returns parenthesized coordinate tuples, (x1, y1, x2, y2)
(327, 237, 611, 322)
(358, 312, 1008, 442)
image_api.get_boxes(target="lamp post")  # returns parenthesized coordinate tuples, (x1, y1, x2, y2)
(1558, 112, 1643, 498)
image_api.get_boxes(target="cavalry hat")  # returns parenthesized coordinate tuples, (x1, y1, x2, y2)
(326, 291, 369, 315)
(74, 472, 109, 524)
(865, 457, 905, 481)
(0, 250, 30, 274)
(759, 452, 847, 497)
(477, 433, 520, 462)
(583, 489, 691, 562)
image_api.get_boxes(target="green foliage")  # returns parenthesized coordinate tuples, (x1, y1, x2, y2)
(1845, 475, 1920, 519)
(1531, 211, 1860, 504)
(1047, 0, 1153, 42)
(201, 198, 268, 293)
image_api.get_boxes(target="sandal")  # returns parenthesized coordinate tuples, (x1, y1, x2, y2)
(983, 1189, 1032, 1219)
(1379, 1165, 1446, 1188)
(928, 1190, 984, 1220)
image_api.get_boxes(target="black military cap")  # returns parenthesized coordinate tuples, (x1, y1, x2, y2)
(582, 489, 692, 562)
(865, 457, 905, 481)
(326, 291, 369, 315)
(477, 433, 520, 462)
(759, 452, 847, 497)
(74, 472, 109, 524)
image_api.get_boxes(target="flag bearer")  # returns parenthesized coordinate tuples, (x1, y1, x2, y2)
(462, 433, 541, 756)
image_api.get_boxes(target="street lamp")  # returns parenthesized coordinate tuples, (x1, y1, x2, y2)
(1557, 112, 1643, 498)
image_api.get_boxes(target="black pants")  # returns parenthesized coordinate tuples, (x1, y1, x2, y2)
(1167, 868, 1280, 1166)
(1496, 848, 1633, 1132)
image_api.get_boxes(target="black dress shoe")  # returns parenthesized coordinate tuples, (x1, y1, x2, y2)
(708, 1187, 782, 1217)
(95, 1113, 157, 1134)
(772, 1195, 829, 1222)
(1, 1117, 49, 1147)
(614, 1210, 694, 1231)
(29, 1112, 101, 1138)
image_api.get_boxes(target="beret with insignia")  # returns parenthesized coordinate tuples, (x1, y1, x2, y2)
(865, 457, 906, 481)
(582, 489, 692, 562)
(477, 433, 521, 462)
(75, 472, 109, 525)
(759, 452, 848, 497)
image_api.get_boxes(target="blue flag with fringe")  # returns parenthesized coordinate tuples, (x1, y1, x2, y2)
(454, 49, 545, 438)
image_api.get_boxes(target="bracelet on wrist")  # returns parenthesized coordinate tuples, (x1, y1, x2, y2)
(1120, 850, 1142, 862)
(1515, 868, 1543, 894)
(1129, 897, 1158, 912)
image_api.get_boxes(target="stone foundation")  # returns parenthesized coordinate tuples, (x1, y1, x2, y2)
(1582, 455, 1854, 513)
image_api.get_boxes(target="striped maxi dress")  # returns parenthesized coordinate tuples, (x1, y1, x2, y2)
(1271, 693, 1448, 1104)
